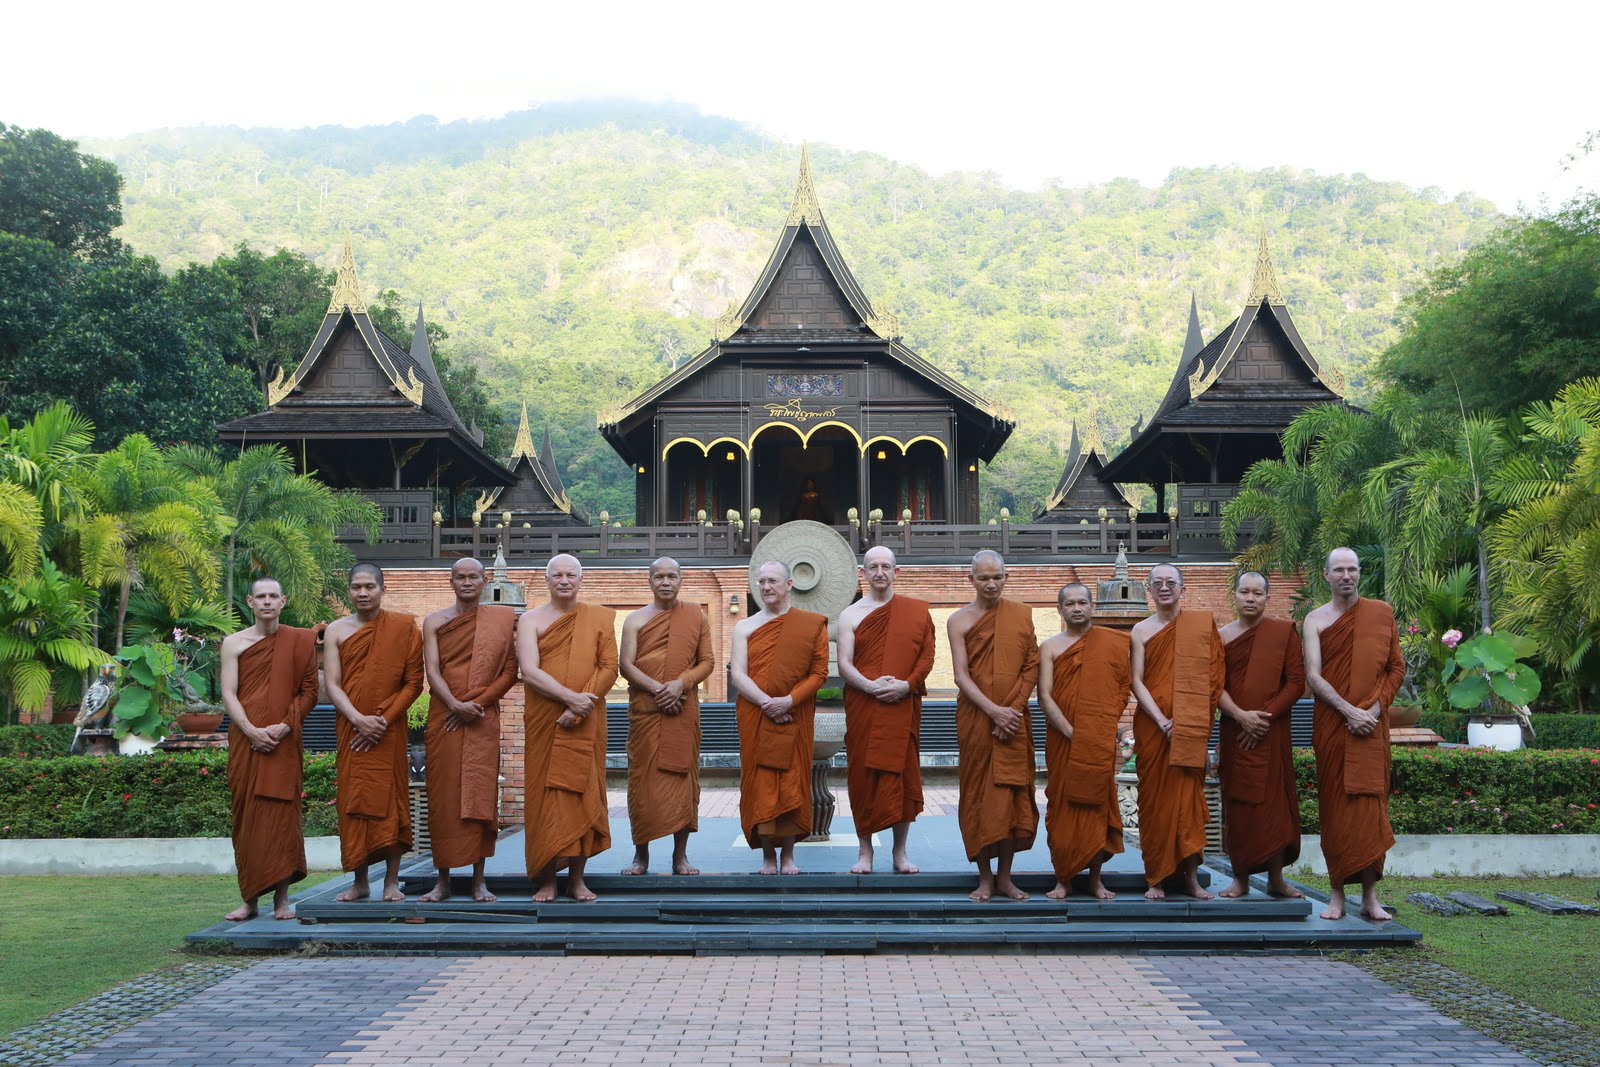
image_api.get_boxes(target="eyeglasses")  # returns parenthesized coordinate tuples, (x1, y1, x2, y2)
(1148, 580, 1181, 590)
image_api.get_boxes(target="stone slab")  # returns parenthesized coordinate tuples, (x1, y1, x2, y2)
(1293, 833, 1600, 877)
(0, 836, 342, 876)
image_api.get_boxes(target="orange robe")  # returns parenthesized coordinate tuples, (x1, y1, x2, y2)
(1220, 618, 1306, 876)
(228, 626, 319, 899)
(956, 598, 1040, 861)
(425, 605, 518, 869)
(1043, 626, 1130, 882)
(334, 610, 423, 871)
(845, 595, 936, 835)
(737, 609, 829, 848)
(1135, 610, 1225, 886)
(1313, 598, 1405, 886)
(626, 602, 714, 845)
(523, 603, 618, 875)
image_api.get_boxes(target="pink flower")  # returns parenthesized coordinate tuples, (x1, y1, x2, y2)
(1442, 629, 1464, 649)
(172, 627, 187, 641)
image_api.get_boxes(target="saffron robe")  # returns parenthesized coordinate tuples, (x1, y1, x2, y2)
(1135, 610, 1225, 886)
(956, 598, 1040, 861)
(523, 603, 618, 875)
(334, 610, 423, 871)
(1043, 626, 1130, 882)
(228, 625, 319, 900)
(1312, 598, 1405, 885)
(425, 605, 518, 869)
(626, 602, 714, 845)
(844, 595, 936, 835)
(737, 609, 829, 848)
(1219, 618, 1306, 875)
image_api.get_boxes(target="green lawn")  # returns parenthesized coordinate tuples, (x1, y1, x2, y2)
(0, 873, 337, 1036)
(1297, 873, 1600, 1030)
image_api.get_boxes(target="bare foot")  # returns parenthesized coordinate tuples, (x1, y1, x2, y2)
(568, 878, 597, 902)
(779, 859, 802, 875)
(419, 880, 451, 903)
(1267, 878, 1305, 898)
(995, 877, 1029, 901)
(472, 884, 499, 902)
(970, 876, 994, 902)
(1046, 881, 1069, 900)
(891, 854, 919, 875)
(273, 902, 295, 920)
(334, 885, 369, 903)
(672, 859, 700, 876)
(224, 902, 258, 922)
(1218, 878, 1249, 898)
(850, 847, 874, 875)
(1360, 900, 1394, 922)
(620, 860, 648, 876)
(757, 859, 779, 875)
(1089, 878, 1115, 900)
(1320, 896, 1345, 921)
(1187, 881, 1215, 901)
(1145, 885, 1167, 900)
(382, 885, 407, 903)
(532, 880, 559, 902)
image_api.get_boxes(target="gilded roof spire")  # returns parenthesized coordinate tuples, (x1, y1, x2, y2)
(327, 234, 368, 314)
(510, 400, 535, 463)
(785, 142, 824, 226)
(1246, 219, 1286, 305)
(1082, 407, 1106, 458)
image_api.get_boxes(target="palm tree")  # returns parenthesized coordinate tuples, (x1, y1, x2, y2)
(73, 435, 225, 650)
(0, 401, 97, 574)
(0, 560, 107, 720)
(165, 444, 379, 622)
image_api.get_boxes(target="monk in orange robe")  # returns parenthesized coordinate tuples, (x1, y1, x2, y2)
(1130, 563, 1225, 900)
(219, 577, 320, 922)
(325, 562, 424, 903)
(1217, 570, 1307, 899)
(948, 550, 1039, 902)
(838, 546, 936, 874)
(1305, 547, 1406, 921)
(1038, 583, 1130, 900)
(619, 557, 714, 876)
(419, 558, 519, 903)
(518, 553, 618, 902)
(731, 560, 829, 875)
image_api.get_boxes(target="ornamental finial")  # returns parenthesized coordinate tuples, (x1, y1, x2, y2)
(327, 234, 367, 314)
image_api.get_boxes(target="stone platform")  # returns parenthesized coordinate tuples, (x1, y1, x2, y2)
(191, 816, 1419, 954)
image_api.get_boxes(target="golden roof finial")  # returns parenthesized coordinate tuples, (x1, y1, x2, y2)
(1082, 405, 1106, 458)
(785, 142, 823, 226)
(1246, 219, 1286, 305)
(327, 233, 368, 314)
(510, 399, 535, 463)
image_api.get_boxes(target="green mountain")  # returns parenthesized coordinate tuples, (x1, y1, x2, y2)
(85, 101, 1500, 520)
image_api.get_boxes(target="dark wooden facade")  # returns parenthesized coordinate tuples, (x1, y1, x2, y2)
(1034, 419, 1133, 524)
(217, 239, 514, 499)
(1098, 230, 1347, 548)
(476, 402, 587, 526)
(599, 148, 1014, 526)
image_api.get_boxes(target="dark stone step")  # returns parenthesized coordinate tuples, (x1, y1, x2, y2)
(1405, 892, 1470, 917)
(1495, 890, 1600, 916)
(397, 869, 1205, 895)
(1443, 891, 1508, 916)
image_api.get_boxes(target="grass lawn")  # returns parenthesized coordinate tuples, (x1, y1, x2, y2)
(0, 872, 337, 1037)
(1297, 873, 1600, 1030)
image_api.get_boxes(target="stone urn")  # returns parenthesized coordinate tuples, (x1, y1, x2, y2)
(1388, 702, 1423, 729)
(175, 710, 224, 735)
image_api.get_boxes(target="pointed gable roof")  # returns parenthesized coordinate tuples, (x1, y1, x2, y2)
(1036, 416, 1133, 521)
(477, 401, 585, 524)
(1099, 224, 1347, 484)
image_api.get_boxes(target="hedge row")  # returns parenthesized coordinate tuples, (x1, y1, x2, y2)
(1293, 747, 1600, 834)
(0, 750, 340, 839)
(0, 724, 76, 758)
(1418, 711, 1600, 748)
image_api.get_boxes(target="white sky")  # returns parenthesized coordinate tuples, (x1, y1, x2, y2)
(5, 0, 1596, 212)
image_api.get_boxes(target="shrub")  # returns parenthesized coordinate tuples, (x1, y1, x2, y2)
(1293, 747, 1600, 834)
(1418, 711, 1600, 749)
(0, 750, 340, 839)
(0, 724, 75, 758)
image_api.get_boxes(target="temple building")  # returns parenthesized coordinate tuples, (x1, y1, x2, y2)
(474, 402, 587, 526)
(597, 147, 1015, 526)
(1097, 227, 1348, 550)
(216, 239, 513, 542)
(1033, 416, 1133, 524)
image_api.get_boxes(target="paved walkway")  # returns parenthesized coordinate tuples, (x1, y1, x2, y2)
(50, 955, 1537, 1067)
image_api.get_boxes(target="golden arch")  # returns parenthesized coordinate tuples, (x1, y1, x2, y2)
(748, 420, 864, 450)
(861, 433, 951, 457)
(660, 435, 752, 460)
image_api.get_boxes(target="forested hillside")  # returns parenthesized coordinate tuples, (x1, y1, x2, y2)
(85, 102, 1499, 518)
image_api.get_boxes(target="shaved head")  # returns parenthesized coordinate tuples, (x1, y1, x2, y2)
(759, 560, 791, 581)
(970, 549, 1005, 574)
(863, 546, 896, 567)
(1326, 547, 1360, 570)
(249, 576, 283, 595)
(451, 557, 486, 576)
(649, 556, 681, 576)
(1149, 563, 1182, 586)
(1058, 582, 1092, 608)
(1234, 570, 1269, 593)
(348, 562, 384, 586)
(545, 553, 582, 577)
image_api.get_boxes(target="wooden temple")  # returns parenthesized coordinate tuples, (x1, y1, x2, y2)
(1033, 415, 1133, 524)
(598, 146, 1015, 528)
(474, 402, 587, 526)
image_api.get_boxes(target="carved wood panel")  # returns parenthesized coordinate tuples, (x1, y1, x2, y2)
(301, 327, 385, 397)
(748, 234, 854, 330)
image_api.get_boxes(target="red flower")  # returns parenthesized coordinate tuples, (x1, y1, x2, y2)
(120, 793, 131, 802)
(200, 767, 209, 776)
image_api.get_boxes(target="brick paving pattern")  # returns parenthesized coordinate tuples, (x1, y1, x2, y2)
(37, 955, 1549, 1066)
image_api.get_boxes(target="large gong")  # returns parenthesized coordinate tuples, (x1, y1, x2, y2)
(747, 520, 859, 626)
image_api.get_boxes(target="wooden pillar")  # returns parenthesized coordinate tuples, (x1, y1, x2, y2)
(857, 447, 869, 549)
(741, 447, 754, 528)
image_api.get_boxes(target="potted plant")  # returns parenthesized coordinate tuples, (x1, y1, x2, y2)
(110, 630, 224, 751)
(1442, 628, 1541, 751)
(1391, 618, 1434, 728)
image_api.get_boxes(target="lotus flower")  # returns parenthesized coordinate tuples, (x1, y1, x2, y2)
(1441, 628, 1464, 650)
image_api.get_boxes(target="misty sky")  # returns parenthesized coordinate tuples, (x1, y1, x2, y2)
(6, 0, 1596, 212)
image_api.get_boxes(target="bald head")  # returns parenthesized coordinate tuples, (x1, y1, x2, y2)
(649, 556, 681, 576)
(348, 562, 384, 587)
(1326, 547, 1359, 571)
(1058, 582, 1092, 608)
(970, 549, 1005, 575)
(863, 546, 896, 567)
(1149, 563, 1182, 587)
(1233, 569, 1269, 593)
(1325, 546, 1361, 600)
(545, 553, 582, 578)
(759, 560, 791, 581)
(451, 557, 486, 577)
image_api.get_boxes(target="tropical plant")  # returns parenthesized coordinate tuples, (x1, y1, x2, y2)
(0, 560, 108, 721)
(164, 444, 379, 623)
(0, 401, 96, 565)
(72, 434, 225, 651)
(1441, 630, 1542, 716)
(121, 591, 237, 702)
(108, 629, 216, 740)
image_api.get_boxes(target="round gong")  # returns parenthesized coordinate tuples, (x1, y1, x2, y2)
(748, 520, 859, 622)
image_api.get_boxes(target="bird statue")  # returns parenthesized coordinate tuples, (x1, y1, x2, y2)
(72, 663, 118, 753)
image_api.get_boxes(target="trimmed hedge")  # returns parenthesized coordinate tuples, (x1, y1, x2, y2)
(1419, 710, 1600, 749)
(0, 751, 340, 839)
(1294, 747, 1600, 834)
(0, 724, 76, 758)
